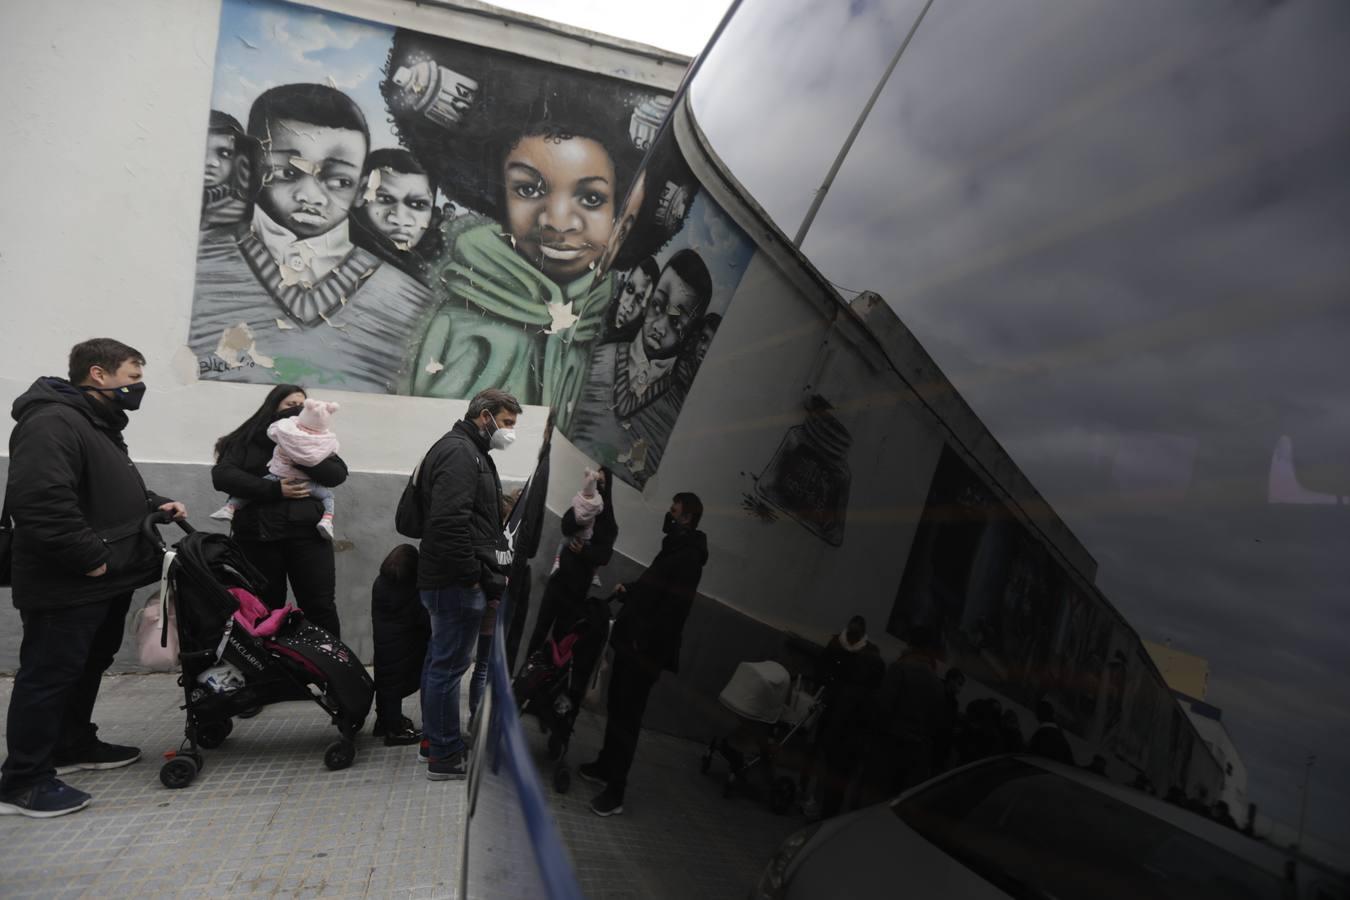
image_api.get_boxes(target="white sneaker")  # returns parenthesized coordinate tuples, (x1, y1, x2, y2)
(317, 518, 334, 540)
(210, 505, 235, 521)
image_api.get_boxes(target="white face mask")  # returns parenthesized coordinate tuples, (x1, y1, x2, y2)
(484, 414, 516, 451)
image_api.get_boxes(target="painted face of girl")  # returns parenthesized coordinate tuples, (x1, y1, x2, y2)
(615, 266, 655, 330)
(503, 134, 616, 284)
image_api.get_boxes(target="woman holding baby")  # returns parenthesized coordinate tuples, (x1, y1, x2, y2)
(210, 384, 348, 638)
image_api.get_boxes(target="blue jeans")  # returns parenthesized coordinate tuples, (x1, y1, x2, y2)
(419, 586, 485, 758)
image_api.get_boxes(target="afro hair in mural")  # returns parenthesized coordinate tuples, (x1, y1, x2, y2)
(381, 32, 653, 236)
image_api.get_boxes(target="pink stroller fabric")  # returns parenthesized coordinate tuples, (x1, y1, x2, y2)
(228, 587, 295, 638)
(549, 632, 581, 668)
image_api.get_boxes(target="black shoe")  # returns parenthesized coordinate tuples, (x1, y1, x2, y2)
(383, 724, 423, 746)
(427, 752, 468, 781)
(0, 778, 92, 819)
(237, 705, 262, 719)
(590, 786, 624, 817)
(577, 761, 608, 787)
(53, 741, 141, 775)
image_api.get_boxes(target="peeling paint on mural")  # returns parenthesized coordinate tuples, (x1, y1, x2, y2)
(563, 124, 755, 488)
(187, 0, 671, 399)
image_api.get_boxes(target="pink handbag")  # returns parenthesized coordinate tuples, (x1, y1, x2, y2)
(135, 591, 179, 671)
(135, 550, 180, 671)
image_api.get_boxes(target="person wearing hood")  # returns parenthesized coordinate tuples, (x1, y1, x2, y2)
(412, 389, 521, 782)
(1, 339, 186, 819)
(580, 493, 708, 817)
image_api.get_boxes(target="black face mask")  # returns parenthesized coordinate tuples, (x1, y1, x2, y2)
(663, 512, 685, 535)
(273, 406, 303, 421)
(81, 382, 146, 411)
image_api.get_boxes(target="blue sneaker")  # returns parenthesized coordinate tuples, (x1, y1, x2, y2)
(0, 778, 92, 818)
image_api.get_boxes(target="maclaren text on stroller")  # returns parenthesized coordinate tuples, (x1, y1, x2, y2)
(702, 660, 824, 814)
(511, 594, 612, 794)
(142, 511, 374, 788)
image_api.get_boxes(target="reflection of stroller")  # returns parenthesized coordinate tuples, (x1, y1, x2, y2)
(512, 594, 611, 794)
(143, 513, 374, 788)
(701, 660, 824, 814)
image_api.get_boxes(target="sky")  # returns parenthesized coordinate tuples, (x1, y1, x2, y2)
(481, 0, 730, 56)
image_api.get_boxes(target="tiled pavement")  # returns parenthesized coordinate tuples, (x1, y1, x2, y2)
(0, 675, 802, 899)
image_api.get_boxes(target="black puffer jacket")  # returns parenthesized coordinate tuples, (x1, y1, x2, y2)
(5, 378, 171, 611)
(611, 526, 708, 674)
(415, 420, 505, 590)
(211, 424, 348, 541)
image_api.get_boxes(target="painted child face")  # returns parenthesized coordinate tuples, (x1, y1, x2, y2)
(362, 169, 434, 249)
(694, 321, 718, 367)
(503, 134, 616, 284)
(258, 117, 367, 239)
(204, 132, 237, 188)
(615, 266, 655, 330)
(641, 267, 702, 360)
(595, 171, 645, 280)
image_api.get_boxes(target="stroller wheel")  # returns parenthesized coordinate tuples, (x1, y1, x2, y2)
(160, 755, 199, 790)
(553, 765, 571, 794)
(771, 777, 796, 816)
(324, 739, 356, 771)
(195, 719, 233, 749)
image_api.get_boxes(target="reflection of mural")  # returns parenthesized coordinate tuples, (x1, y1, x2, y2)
(187, 0, 669, 398)
(888, 446, 1110, 738)
(564, 124, 754, 488)
(749, 395, 853, 546)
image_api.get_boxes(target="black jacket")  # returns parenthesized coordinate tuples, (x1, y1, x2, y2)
(415, 420, 505, 590)
(211, 425, 348, 541)
(370, 573, 430, 688)
(5, 378, 171, 610)
(611, 525, 708, 674)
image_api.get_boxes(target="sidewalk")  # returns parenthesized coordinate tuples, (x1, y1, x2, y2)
(0, 675, 801, 899)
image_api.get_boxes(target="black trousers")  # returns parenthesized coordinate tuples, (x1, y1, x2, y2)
(595, 649, 661, 797)
(1, 592, 133, 795)
(236, 536, 340, 638)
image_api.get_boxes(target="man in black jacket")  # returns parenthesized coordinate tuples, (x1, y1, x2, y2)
(581, 492, 707, 816)
(1, 339, 186, 818)
(415, 388, 520, 781)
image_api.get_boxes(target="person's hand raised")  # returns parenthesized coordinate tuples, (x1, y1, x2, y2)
(281, 479, 311, 499)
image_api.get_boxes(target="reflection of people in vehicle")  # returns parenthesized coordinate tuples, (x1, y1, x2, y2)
(200, 111, 255, 231)
(350, 148, 442, 284)
(604, 257, 659, 343)
(411, 117, 632, 407)
(188, 84, 433, 394)
(569, 249, 713, 485)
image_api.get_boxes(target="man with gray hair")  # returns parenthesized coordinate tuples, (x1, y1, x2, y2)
(412, 389, 521, 780)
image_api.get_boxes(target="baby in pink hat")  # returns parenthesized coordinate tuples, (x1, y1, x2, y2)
(551, 468, 605, 574)
(212, 398, 342, 539)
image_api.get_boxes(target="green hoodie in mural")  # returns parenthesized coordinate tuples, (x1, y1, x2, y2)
(409, 216, 612, 425)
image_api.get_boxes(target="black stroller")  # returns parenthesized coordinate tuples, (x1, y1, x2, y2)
(512, 594, 612, 793)
(142, 512, 374, 788)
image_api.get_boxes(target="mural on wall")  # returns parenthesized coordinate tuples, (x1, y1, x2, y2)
(562, 123, 755, 488)
(887, 446, 1115, 739)
(187, 0, 670, 399)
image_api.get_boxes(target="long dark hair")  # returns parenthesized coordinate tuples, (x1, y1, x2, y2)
(213, 384, 306, 460)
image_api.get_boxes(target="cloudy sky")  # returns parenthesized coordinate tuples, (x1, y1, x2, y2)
(691, 0, 1350, 851)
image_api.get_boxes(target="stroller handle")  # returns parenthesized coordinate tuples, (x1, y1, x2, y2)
(142, 509, 195, 548)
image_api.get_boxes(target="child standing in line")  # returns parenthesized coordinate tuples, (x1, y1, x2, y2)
(212, 398, 341, 539)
